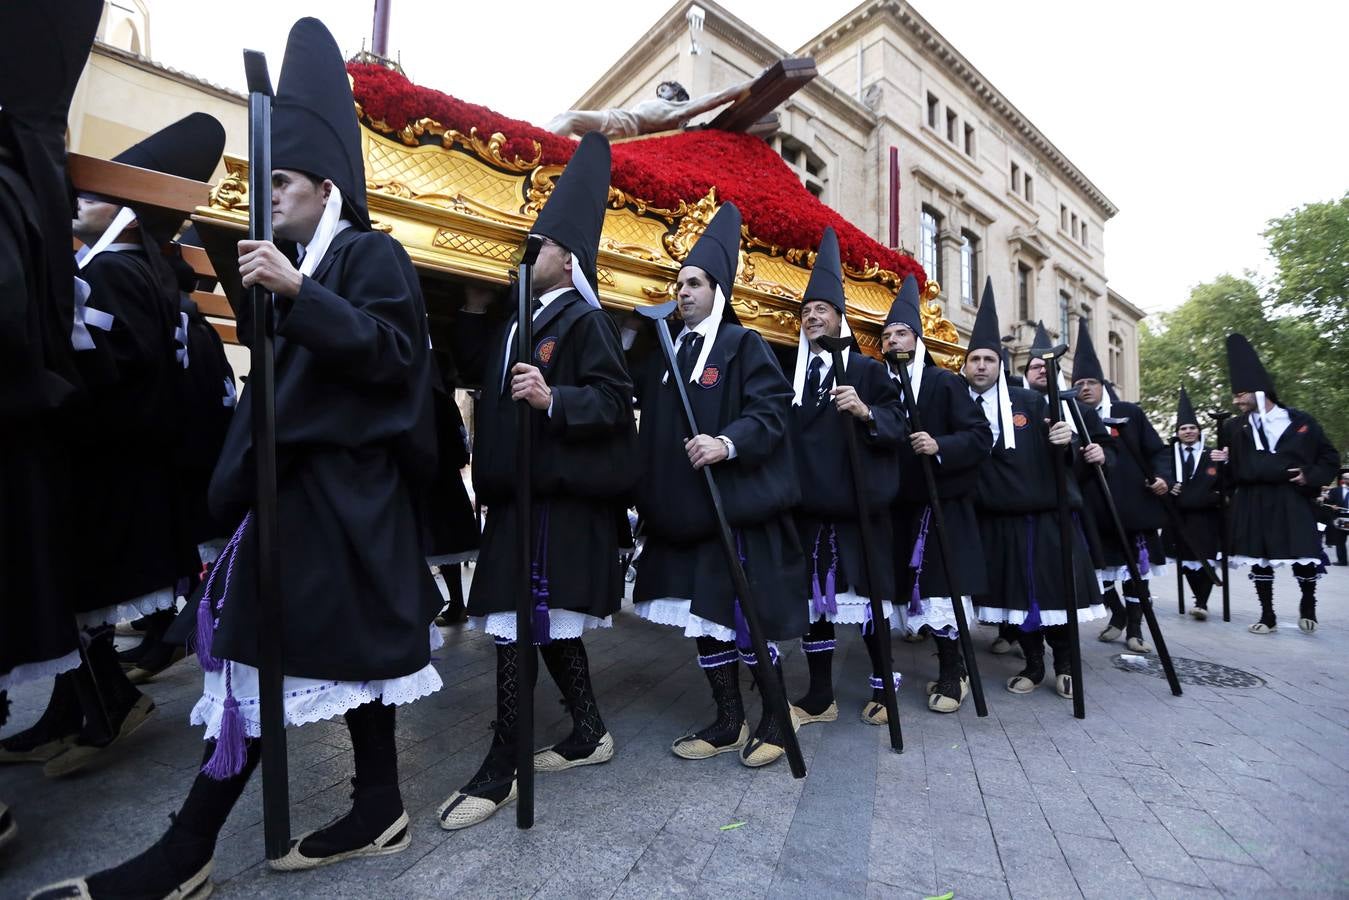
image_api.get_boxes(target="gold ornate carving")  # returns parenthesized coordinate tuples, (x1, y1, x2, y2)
(361, 110, 542, 173)
(730, 296, 801, 331)
(919, 280, 960, 344)
(523, 165, 564, 216)
(661, 188, 720, 262)
(208, 163, 248, 212)
(433, 229, 518, 263)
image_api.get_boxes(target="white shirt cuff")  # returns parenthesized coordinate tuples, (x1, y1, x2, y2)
(716, 435, 736, 459)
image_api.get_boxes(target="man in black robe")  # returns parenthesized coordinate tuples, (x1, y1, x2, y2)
(785, 226, 907, 728)
(34, 19, 446, 897)
(1071, 318, 1171, 654)
(438, 132, 637, 828)
(965, 281, 1104, 699)
(1213, 334, 1338, 634)
(629, 203, 804, 767)
(884, 275, 992, 714)
(1325, 470, 1349, 567)
(1163, 387, 1223, 620)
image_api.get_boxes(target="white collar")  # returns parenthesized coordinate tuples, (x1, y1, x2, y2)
(535, 286, 570, 315)
(791, 317, 852, 405)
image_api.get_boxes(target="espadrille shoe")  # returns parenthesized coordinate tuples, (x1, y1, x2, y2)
(1125, 636, 1152, 654)
(672, 722, 748, 759)
(1055, 674, 1073, 699)
(990, 636, 1014, 655)
(43, 694, 156, 778)
(1097, 623, 1122, 642)
(789, 701, 838, 726)
(29, 859, 213, 900)
(1190, 606, 1208, 621)
(860, 701, 888, 726)
(1006, 675, 1038, 695)
(739, 711, 800, 768)
(438, 782, 517, 831)
(270, 811, 409, 871)
(534, 731, 614, 772)
(928, 677, 969, 714)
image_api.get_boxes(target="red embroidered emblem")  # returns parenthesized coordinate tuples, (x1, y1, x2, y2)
(1297, 424, 1309, 433)
(1206, 466, 1218, 476)
(1109, 427, 1120, 438)
(534, 336, 557, 366)
(1012, 413, 1029, 429)
(699, 366, 721, 388)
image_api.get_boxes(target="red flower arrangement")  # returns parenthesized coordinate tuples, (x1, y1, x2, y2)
(349, 63, 927, 287)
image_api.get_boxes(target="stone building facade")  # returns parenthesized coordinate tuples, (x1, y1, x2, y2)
(572, 0, 1144, 394)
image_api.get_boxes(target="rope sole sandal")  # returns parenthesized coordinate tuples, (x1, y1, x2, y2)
(927, 677, 969, 714)
(534, 732, 615, 772)
(1006, 674, 1039, 695)
(438, 782, 517, 831)
(1298, 618, 1317, 634)
(1055, 675, 1073, 699)
(671, 723, 748, 760)
(269, 812, 410, 872)
(860, 701, 887, 725)
(1247, 623, 1276, 634)
(0, 734, 75, 764)
(1097, 624, 1122, 642)
(43, 695, 157, 778)
(1189, 607, 1208, 621)
(789, 702, 838, 726)
(739, 712, 800, 768)
(30, 860, 214, 900)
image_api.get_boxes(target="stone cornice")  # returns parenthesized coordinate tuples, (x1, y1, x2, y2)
(799, 0, 1119, 220)
(90, 42, 245, 105)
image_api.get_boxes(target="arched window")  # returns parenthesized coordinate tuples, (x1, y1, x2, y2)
(1108, 331, 1124, 384)
(920, 206, 942, 285)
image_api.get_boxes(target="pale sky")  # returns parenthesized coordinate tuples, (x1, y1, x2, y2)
(148, 0, 1347, 316)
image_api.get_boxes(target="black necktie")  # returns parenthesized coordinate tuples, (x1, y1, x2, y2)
(1184, 447, 1195, 480)
(677, 332, 703, 382)
(805, 356, 824, 409)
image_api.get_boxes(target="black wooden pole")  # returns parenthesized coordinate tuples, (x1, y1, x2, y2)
(242, 48, 290, 861)
(1215, 412, 1233, 622)
(637, 301, 806, 778)
(1174, 439, 1186, 616)
(817, 335, 902, 751)
(884, 349, 988, 718)
(1043, 349, 1086, 719)
(514, 235, 543, 828)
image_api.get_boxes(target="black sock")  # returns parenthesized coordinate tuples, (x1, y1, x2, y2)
(540, 637, 607, 753)
(933, 634, 964, 701)
(1184, 569, 1213, 606)
(859, 624, 891, 703)
(690, 637, 744, 746)
(796, 619, 836, 714)
(0, 670, 82, 750)
(463, 641, 534, 801)
(1250, 565, 1276, 625)
(1293, 563, 1318, 622)
(1014, 630, 1045, 683)
(1043, 625, 1072, 676)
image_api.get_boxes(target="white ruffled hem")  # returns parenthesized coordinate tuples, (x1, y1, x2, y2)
(892, 596, 975, 634)
(1228, 556, 1321, 569)
(469, 610, 612, 641)
(190, 625, 444, 739)
(1167, 558, 1220, 571)
(0, 649, 82, 692)
(76, 587, 178, 630)
(426, 551, 478, 566)
(633, 599, 736, 642)
(198, 540, 227, 566)
(803, 590, 894, 625)
(1096, 564, 1168, 585)
(975, 604, 1108, 626)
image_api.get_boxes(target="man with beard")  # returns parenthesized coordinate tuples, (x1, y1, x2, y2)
(965, 282, 1104, 699)
(785, 227, 907, 727)
(1214, 334, 1338, 633)
(630, 203, 804, 767)
(884, 275, 991, 714)
(1164, 387, 1223, 620)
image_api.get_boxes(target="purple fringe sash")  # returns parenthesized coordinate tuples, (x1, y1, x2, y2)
(193, 512, 252, 780)
(1020, 514, 1043, 633)
(810, 524, 839, 619)
(732, 531, 751, 650)
(907, 506, 932, 616)
(531, 504, 552, 645)
(1135, 533, 1151, 576)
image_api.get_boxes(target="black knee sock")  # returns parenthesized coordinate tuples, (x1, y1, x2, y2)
(464, 641, 535, 800)
(0, 670, 82, 750)
(797, 619, 836, 713)
(1123, 581, 1150, 639)
(539, 637, 607, 748)
(1043, 625, 1072, 676)
(1293, 563, 1318, 621)
(345, 701, 400, 797)
(176, 738, 262, 845)
(933, 634, 964, 700)
(296, 703, 405, 856)
(859, 625, 892, 702)
(1184, 569, 1213, 606)
(692, 637, 744, 744)
(1101, 583, 1126, 627)
(1250, 565, 1276, 625)
(1015, 630, 1045, 682)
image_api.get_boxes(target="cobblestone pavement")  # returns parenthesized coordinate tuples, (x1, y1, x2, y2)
(3, 564, 1348, 898)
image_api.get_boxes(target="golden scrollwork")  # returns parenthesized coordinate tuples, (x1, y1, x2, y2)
(523, 165, 564, 217)
(363, 112, 543, 174)
(730, 296, 800, 331)
(607, 187, 689, 220)
(208, 164, 248, 212)
(918, 280, 960, 344)
(661, 188, 720, 262)
(601, 238, 664, 263)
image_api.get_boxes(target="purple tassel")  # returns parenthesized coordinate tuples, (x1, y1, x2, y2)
(734, 600, 751, 650)
(1020, 514, 1043, 633)
(192, 515, 248, 672)
(530, 505, 553, 645)
(908, 507, 931, 616)
(193, 598, 223, 673)
(1136, 535, 1151, 576)
(532, 597, 552, 646)
(823, 566, 838, 617)
(202, 667, 248, 780)
(811, 573, 824, 619)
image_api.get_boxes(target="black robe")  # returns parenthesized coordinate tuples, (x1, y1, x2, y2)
(1162, 443, 1222, 563)
(171, 293, 236, 551)
(631, 322, 805, 640)
(789, 351, 905, 605)
(420, 358, 479, 564)
(70, 246, 193, 614)
(973, 386, 1100, 616)
(207, 227, 442, 681)
(0, 162, 77, 681)
(453, 290, 637, 620)
(890, 364, 992, 598)
(1221, 407, 1339, 561)
(1086, 400, 1171, 572)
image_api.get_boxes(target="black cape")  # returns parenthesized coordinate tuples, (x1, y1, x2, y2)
(1086, 400, 1170, 571)
(1221, 407, 1339, 561)
(1162, 443, 1222, 562)
(790, 351, 905, 604)
(207, 227, 443, 681)
(454, 290, 638, 619)
(891, 364, 992, 598)
(631, 322, 806, 639)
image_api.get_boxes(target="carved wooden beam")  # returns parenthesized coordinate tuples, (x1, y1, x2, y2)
(706, 57, 817, 133)
(68, 153, 208, 215)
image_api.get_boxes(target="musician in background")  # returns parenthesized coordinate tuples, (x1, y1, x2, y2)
(1326, 469, 1349, 566)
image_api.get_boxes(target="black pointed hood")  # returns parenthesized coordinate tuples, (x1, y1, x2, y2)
(967, 276, 1001, 355)
(113, 113, 227, 242)
(1029, 320, 1052, 353)
(532, 131, 611, 291)
(683, 201, 742, 301)
(1071, 316, 1105, 383)
(802, 226, 845, 315)
(1225, 333, 1276, 398)
(1175, 386, 1199, 431)
(884, 275, 923, 336)
(0, 0, 103, 400)
(272, 17, 369, 229)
